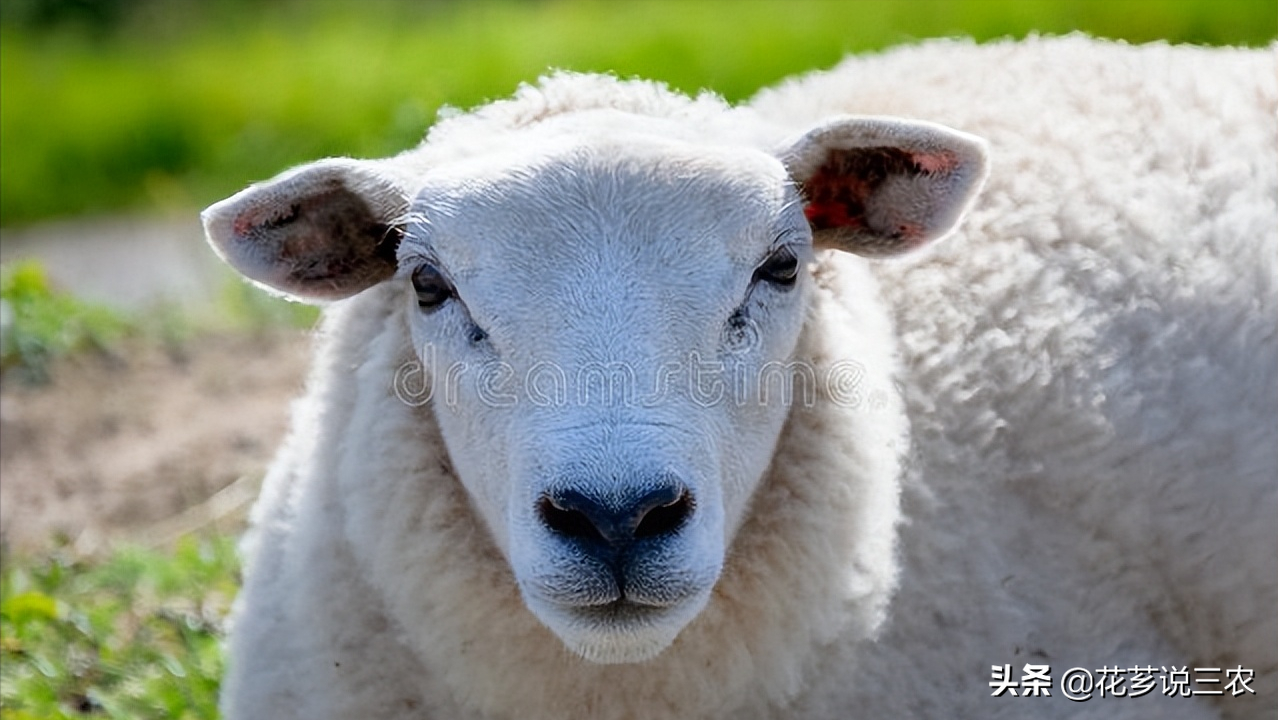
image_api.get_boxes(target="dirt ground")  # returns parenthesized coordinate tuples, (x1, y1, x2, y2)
(0, 330, 312, 555)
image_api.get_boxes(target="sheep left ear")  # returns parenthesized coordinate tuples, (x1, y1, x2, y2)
(202, 158, 409, 303)
(779, 116, 989, 257)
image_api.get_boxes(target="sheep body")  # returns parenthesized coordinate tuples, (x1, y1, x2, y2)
(750, 35, 1278, 718)
(214, 36, 1277, 720)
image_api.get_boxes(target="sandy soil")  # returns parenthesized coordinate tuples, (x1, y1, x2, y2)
(0, 330, 312, 555)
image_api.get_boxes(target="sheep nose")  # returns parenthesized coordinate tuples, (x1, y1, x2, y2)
(537, 483, 694, 553)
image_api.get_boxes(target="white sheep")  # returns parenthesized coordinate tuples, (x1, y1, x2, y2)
(203, 36, 1277, 720)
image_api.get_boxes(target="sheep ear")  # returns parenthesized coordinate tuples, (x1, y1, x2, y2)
(202, 158, 408, 302)
(779, 116, 988, 257)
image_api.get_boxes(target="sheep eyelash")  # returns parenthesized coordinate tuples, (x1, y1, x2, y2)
(389, 211, 441, 277)
(390, 211, 433, 244)
(389, 210, 430, 228)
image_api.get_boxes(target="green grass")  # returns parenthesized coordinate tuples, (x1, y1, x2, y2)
(2, 0, 1274, 227)
(0, 259, 319, 383)
(0, 536, 238, 720)
(0, 261, 130, 383)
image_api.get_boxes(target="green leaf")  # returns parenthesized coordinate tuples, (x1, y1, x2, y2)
(1, 591, 59, 626)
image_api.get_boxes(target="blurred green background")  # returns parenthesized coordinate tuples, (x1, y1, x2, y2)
(2, 0, 1275, 228)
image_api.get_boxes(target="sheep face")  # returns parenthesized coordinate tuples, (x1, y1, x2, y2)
(203, 103, 987, 666)
(397, 128, 812, 663)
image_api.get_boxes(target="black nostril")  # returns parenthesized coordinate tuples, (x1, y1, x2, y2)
(634, 489, 693, 539)
(538, 496, 606, 543)
(537, 484, 694, 549)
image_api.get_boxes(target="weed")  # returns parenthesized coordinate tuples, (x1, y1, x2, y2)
(0, 261, 130, 383)
(0, 536, 238, 720)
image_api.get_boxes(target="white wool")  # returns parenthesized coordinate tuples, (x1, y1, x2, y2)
(385, 72, 776, 180)
(218, 36, 1276, 720)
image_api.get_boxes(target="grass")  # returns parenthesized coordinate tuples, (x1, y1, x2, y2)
(0, 261, 130, 383)
(0, 536, 238, 720)
(0, 259, 318, 383)
(2, 0, 1275, 227)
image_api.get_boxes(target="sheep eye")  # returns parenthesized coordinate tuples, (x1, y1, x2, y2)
(753, 246, 799, 287)
(411, 263, 453, 310)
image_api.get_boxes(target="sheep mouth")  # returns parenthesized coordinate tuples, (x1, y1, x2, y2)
(535, 595, 709, 665)
(571, 598, 678, 623)
(518, 570, 717, 664)
(511, 502, 725, 662)
(519, 546, 721, 609)
(523, 577, 703, 620)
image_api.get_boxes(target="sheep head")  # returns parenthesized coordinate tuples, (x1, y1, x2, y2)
(203, 106, 986, 665)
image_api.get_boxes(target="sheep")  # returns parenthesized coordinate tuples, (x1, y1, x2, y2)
(202, 35, 1277, 720)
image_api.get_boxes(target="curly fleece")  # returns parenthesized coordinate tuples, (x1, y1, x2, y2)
(218, 36, 1276, 720)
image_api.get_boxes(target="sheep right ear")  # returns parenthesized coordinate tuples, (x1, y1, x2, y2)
(779, 116, 988, 257)
(202, 159, 409, 303)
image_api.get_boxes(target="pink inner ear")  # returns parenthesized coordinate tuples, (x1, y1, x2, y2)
(231, 213, 257, 237)
(216, 185, 399, 300)
(910, 150, 959, 174)
(801, 146, 958, 244)
(231, 203, 300, 238)
(803, 189, 869, 230)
